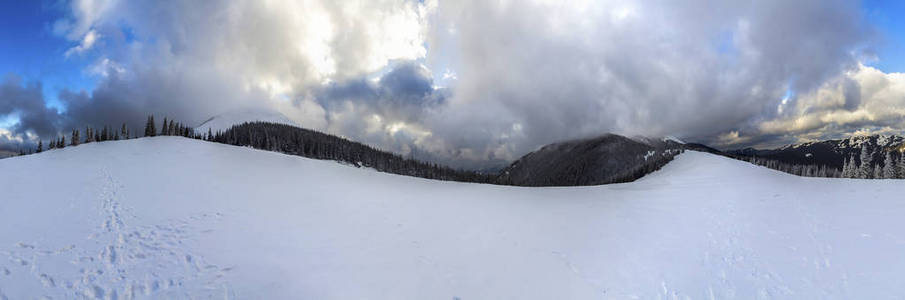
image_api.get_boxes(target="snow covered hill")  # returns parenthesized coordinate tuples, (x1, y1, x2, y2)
(2, 137, 905, 299)
(194, 108, 296, 135)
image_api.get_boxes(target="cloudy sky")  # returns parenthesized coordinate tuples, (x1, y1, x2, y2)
(1, 0, 904, 167)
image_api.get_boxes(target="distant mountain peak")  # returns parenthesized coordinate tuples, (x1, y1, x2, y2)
(663, 136, 685, 144)
(629, 135, 687, 148)
(833, 134, 904, 150)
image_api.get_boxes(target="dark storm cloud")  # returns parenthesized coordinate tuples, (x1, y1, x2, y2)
(307, 61, 452, 160)
(57, 63, 265, 134)
(0, 57, 277, 152)
(315, 62, 445, 121)
(378, 63, 435, 100)
(0, 76, 61, 145)
(0, 0, 431, 149)
(415, 0, 875, 162)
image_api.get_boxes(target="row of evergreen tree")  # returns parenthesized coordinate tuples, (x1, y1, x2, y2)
(143, 115, 198, 138)
(29, 115, 198, 154)
(34, 124, 134, 153)
(209, 122, 497, 183)
(839, 144, 905, 179)
(739, 156, 842, 178)
(733, 143, 905, 179)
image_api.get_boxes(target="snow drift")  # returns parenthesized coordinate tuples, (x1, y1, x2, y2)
(2, 137, 905, 299)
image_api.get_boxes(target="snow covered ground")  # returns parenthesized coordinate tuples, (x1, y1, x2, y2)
(2, 137, 905, 299)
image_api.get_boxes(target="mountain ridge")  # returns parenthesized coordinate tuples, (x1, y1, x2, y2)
(727, 134, 905, 169)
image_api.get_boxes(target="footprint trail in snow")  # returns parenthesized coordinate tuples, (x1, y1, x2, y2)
(0, 170, 234, 299)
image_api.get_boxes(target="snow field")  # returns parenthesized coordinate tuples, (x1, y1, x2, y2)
(1, 137, 905, 299)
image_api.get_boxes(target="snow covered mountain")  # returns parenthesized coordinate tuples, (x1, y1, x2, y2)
(729, 134, 905, 169)
(194, 108, 297, 135)
(3, 137, 905, 299)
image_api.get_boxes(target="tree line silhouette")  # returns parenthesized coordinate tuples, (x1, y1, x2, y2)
(729, 143, 905, 179)
(27, 115, 200, 155)
(210, 122, 497, 183)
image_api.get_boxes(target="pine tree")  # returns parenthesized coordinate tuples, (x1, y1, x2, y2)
(36, 140, 42, 153)
(843, 156, 856, 178)
(883, 152, 896, 179)
(858, 145, 872, 179)
(846, 157, 852, 178)
(160, 117, 168, 136)
(873, 165, 882, 179)
(898, 152, 905, 179)
(121, 123, 128, 140)
(145, 115, 157, 137)
(71, 129, 80, 146)
(841, 157, 850, 178)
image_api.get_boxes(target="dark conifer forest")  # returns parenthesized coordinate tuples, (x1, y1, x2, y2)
(210, 121, 497, 183)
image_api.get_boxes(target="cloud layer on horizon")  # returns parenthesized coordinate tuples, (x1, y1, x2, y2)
(2, 0, 905, 167)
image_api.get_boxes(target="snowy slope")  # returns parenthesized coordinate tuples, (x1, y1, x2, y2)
(2, 137, 905, 299)
(194, 108, 296, 134)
